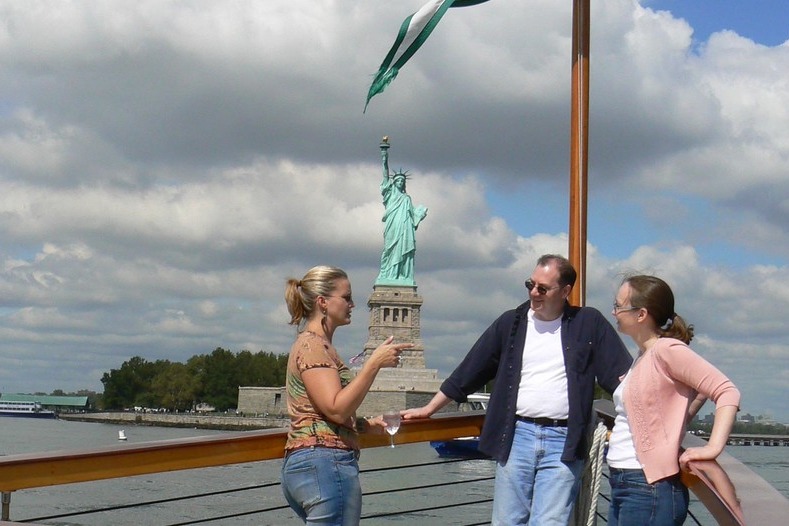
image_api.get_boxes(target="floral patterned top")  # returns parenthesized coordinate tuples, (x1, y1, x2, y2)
(284, 330, 359, 453)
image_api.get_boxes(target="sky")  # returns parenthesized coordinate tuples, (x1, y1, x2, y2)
(0, 1, 787, 422)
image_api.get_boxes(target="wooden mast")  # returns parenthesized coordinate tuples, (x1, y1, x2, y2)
(568, 0, 590, 307)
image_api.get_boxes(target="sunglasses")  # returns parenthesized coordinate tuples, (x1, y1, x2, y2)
(525, 279, 562, 295)
(326, 294, 353, 304)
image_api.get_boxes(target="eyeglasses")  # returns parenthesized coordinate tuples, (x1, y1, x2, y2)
(525, 279, 562, 295)
(613, 301, 641, 314)
(327, 294, 354, 304)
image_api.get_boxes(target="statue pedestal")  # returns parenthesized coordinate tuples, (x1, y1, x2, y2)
(365, 366, 443, 392)
(362, 285, 427, 370)
(355, 286, 443, 416)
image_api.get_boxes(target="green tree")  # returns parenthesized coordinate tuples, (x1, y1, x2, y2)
(186, 353, 208, 408)
(239, 350, 287, 387)
(151, 362, 198, 411)
(202, 347, 241, 411)
(99, 348, 290, 411)
(100, 356, 160, 409)
(236, 350, 258, 387)
(261, 351, 289, 387)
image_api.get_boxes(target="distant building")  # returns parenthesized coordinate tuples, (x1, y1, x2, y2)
(738, 413, 756, 424)
(755, 414, 777, 426)
(237, 387, 285, 416)
(0, 393, 89, 412)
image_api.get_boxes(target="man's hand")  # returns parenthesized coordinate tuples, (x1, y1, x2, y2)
(401, 406, 434, 420)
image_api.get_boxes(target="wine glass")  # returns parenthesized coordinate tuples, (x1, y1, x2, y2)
(382, 410, 401, 448)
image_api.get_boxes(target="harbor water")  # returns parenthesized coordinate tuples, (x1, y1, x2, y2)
(1, 418, 787, 525)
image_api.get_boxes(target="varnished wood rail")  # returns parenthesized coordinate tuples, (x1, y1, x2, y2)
(680, 433, 789, 526)
(0, 412, 484, 492)
(3, 408, 788, 525)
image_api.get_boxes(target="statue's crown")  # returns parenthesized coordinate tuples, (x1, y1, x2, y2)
(392, 170, 410, 181)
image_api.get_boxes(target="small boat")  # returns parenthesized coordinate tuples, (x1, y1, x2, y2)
(430, 436, 490, 459)
(118, 430, 128, 441)
(430, 393, 490, 459)
(0, 401, 56, 419)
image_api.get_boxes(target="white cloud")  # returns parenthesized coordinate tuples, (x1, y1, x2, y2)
(0, 1, 786, 422)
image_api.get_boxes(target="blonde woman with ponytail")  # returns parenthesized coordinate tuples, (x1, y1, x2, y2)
(280, 265, 412, 526)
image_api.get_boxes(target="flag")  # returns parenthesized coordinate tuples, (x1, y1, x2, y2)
(364, 0, 490, 112)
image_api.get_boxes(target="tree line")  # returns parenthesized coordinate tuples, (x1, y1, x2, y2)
(100, 347, 289, 412)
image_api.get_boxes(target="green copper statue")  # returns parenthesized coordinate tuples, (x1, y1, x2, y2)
(375, 136, 428, 286)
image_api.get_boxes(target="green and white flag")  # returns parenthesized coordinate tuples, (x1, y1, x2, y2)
(365, 0, 490, 111)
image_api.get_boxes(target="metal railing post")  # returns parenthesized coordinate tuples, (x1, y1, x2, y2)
(2, 490, 11, 520)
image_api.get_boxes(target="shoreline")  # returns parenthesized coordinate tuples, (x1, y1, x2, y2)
(58, 411, 289, 431)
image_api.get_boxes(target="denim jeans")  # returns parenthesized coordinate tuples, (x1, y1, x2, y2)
(491, 420, 584, 525)
(281, 447, 361, 526)
(608, 467, 689, 526)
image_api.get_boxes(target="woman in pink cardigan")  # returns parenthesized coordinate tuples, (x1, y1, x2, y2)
(607, 275, 740, 526)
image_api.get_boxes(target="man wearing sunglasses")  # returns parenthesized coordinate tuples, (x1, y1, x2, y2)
(403, 254, 632, 525)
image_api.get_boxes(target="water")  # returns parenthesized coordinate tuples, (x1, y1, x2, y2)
(1, 419, 787, 525)
(0, 419, 495, 525)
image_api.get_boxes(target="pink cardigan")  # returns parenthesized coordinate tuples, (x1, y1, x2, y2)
(623, 338, 740, 483)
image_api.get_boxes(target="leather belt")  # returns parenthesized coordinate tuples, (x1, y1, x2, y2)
(516, 415, 569, 427)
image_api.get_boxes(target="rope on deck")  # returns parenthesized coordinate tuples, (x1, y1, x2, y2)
(572, 421, 608, 526)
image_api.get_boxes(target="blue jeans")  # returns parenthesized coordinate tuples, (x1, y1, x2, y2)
(281, 447, 361, 526)
(492, 420, 584, 525)
(608, 467, 689, 526)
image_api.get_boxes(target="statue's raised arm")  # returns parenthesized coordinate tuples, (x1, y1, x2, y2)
(375, 137, 428, 287)
(380, 135, 391, 183)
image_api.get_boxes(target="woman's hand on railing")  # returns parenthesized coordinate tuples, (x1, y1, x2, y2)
(367, 416, 387, 434)
(356, 416, 386, 434)
(679, 443, 726, 471)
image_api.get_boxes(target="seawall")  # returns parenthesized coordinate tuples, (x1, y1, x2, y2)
(58, 412, 289, 431)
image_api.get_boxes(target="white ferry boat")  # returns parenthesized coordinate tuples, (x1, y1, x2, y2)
(0, 400, 56, 419)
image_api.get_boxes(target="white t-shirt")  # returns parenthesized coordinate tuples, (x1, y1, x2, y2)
(606, 369, 641, 469)
(515, 309, 569, 419)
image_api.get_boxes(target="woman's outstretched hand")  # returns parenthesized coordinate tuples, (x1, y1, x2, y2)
(368, 335, 413, 369)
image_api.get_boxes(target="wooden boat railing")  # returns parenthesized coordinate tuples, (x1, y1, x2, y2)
(1, 409, 787, 525)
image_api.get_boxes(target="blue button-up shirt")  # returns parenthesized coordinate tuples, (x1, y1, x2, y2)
(440, 301, 633, 463)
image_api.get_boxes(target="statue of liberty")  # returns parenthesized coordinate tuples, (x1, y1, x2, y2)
(375, 136, 428, 286)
